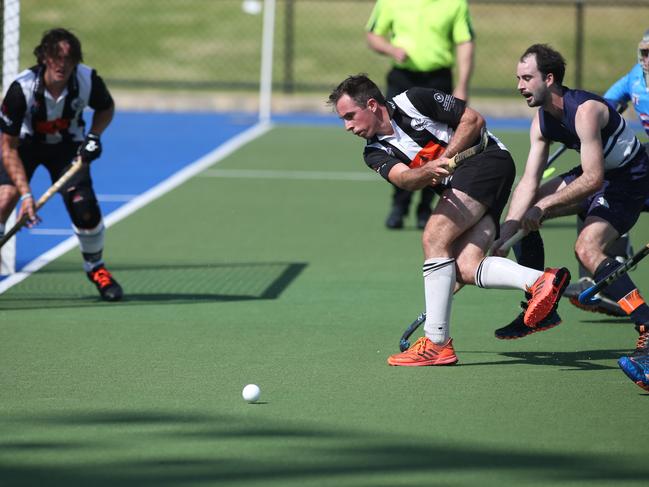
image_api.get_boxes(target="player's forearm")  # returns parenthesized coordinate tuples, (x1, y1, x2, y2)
(537, 172, 601, 213)
(366, 32, 401, 61)
(390, 161, 449, 190)
(443, 107, 483, 158)
(89, 104, 114, 136)
(392, 167, 439, 190)
(1, 137, 30, 195)
(453, 42, 474, 100)
(504, 179, 538, 223)
(3, 153, 30, 195)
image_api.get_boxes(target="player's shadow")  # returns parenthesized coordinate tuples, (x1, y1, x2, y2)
(2, 408, 649, 486)
(463, 348, 628, 370)
(0, 262, 307, 310)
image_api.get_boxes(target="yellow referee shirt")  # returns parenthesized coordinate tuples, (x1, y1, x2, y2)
(366, 0, 474, 72)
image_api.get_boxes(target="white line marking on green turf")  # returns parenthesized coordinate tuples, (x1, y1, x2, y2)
(96, 194, 139, 202)
(28, 229, 74, 236)
(0, 121, 272, 294)
(200, 169, 377, 181)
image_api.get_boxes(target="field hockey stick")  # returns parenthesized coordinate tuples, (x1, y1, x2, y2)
(578, 243, 649, 305)
(399, 312, 426, 352)
(547, 144, 567, 168)
(0, 157, 84, 249)
(398, 229, 527, 351)
(542, 144, 567, 179)
(491, 229, 527, 255)
(447, 130, 489, 172)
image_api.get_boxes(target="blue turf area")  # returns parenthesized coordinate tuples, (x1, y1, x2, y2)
(5, 111, 258, 273)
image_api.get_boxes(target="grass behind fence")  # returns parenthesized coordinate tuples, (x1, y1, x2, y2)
(14, 0, 649, 95)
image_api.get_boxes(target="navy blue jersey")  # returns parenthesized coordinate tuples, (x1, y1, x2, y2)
(539, 87, 642, 171)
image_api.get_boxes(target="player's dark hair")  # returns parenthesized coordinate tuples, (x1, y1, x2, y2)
(521, 44, 566, 85)
(33, 28, 83, 65)
(328, 74, 386, 108)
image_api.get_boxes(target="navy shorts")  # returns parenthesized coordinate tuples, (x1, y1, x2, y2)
(560, 149, 649, 235)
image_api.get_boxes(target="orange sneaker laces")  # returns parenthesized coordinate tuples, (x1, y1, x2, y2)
(637, 326, 649, 350)
(406, 337, 429, 355)
(91, 268, 113, 288)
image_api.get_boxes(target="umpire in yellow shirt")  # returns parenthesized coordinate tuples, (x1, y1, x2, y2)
(366, 0, 475, 229)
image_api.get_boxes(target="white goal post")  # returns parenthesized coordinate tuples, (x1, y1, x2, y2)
(1, 0, 20, 275)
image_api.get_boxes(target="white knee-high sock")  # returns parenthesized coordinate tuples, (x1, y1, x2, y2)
(422, 258, 456, 344)
(73, 221, 105, 272)
(475, 256, 542, 291)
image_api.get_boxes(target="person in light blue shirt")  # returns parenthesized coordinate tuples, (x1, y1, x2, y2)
(604, 30, 649, 137)
(605, 29, 649, 393)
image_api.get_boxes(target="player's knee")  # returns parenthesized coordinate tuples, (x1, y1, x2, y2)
(65, 187, 101, 229)
(421, 220, 453, 255)
(422, 230, 444, 256)
(574, 238, 601, 272)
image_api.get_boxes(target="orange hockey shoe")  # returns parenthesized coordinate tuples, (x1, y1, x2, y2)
(524, 267, 570, 327)
(387, 336, 458, 366)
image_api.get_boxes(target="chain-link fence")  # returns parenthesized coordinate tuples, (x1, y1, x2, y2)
(4, 0, 649, 99)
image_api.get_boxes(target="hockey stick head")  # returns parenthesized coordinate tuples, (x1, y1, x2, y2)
(399, 312, 426, 351)
(578, 244, 649, 305)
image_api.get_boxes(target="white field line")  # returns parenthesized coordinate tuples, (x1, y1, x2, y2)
(0, 121, 272, 294)
(200, 168, 377, 181)
(96, 194, 139, 202)
(28, 229, 74, 236)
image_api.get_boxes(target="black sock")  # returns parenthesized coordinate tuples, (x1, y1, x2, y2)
(594, 258, 649, 324)
(513, 231, 545, 271)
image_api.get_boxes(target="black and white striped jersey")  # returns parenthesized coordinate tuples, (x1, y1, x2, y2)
(363, 87, 501, 181)
(0, 63, 113, 144)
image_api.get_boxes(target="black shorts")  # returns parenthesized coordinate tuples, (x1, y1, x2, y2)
(386, 67, 453, 99)
(0, 141, 93, 193)
(447, 144, 516, 237)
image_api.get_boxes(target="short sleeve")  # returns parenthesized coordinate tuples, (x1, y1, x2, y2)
(0, 81, 26, 137)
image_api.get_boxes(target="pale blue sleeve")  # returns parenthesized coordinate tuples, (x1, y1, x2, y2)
(603, 72, 631, 106)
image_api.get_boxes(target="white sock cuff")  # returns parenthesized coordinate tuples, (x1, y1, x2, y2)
(74, 220, 105, 254)
(423, 257, 455, 277)
(72, 220, 105, 236)
(475, 256, 542, 291)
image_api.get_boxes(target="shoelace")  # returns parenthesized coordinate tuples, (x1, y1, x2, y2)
(637, 329, 649, 352)
(531, 277, 546, 297)
(91, 268, 113, 288)
(409, 337, 429, 355)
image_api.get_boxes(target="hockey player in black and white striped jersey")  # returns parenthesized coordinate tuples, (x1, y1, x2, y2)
(0, 28, 122, 301)
(328, 74, 570, 366)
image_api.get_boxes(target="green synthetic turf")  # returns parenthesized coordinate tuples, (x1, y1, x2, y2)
(1, 126, 648, 487)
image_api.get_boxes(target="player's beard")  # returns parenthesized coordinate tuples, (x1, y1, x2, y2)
(523, 87, 548, 108)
